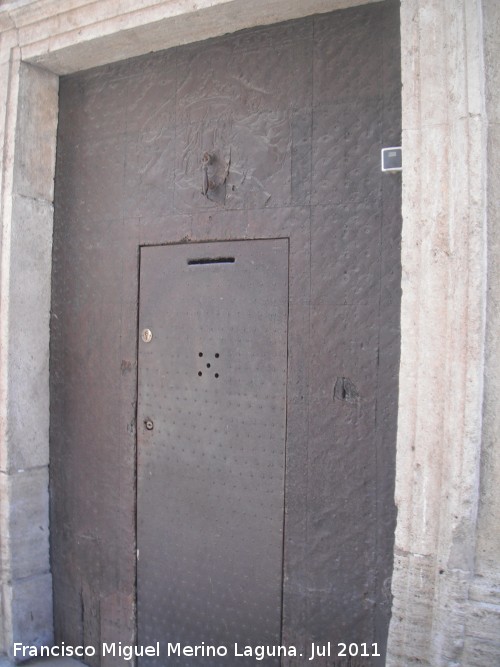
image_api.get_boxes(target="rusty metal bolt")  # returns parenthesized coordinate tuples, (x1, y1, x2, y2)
(202, 151, 214, 166)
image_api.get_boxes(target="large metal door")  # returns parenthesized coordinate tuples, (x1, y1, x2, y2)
(137, 239, 289, 665)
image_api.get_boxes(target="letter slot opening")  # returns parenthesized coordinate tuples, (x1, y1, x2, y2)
(187, 257, 235, 266)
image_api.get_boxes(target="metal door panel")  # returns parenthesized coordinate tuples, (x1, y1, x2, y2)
(137, 239, 289, 665)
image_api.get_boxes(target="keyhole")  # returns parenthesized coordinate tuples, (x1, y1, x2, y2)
(142, 329, 153, 343)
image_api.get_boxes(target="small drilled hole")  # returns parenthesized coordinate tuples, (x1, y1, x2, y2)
(215, 353, 220, 358)
(207, 363, 211, 368)
(215, 373, 219, 379)
(199, 352, 203, 357)
(198, 371, 202, 377)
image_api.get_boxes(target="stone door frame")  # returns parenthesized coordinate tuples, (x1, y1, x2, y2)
(0, 1, 497, 664)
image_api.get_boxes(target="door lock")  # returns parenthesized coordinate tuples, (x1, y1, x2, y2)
(141, 329, 153, 343)
(144, 419, 154, 431)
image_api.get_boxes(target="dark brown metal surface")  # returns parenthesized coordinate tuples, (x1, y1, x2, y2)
(51, 2, 402, 665)
(136, 240, 288, 665)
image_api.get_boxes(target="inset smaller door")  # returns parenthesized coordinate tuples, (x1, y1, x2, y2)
(137, 239, 289, 665)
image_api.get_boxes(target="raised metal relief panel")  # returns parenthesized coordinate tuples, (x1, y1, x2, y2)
(137, 239, 289, 665)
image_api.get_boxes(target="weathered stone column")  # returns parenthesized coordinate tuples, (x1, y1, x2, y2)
(0, 26, 58, 656)
(387, 0, 490, 664)
(461, 1, 500, 664)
